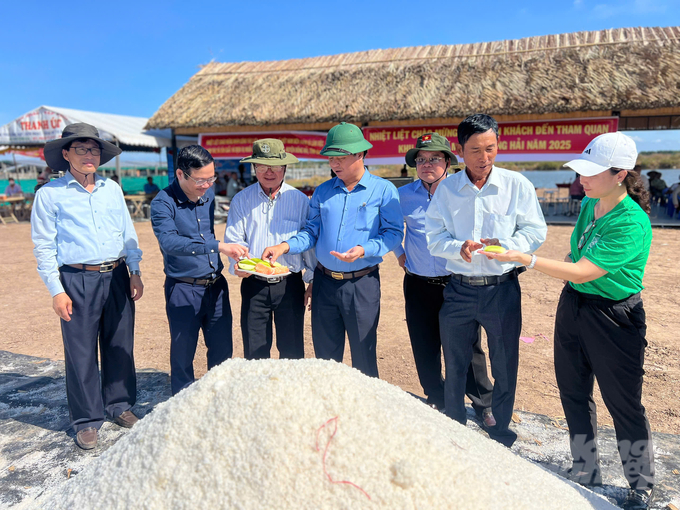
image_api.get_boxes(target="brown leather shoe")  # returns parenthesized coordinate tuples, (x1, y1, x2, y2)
(114, 410, 139, 428)
(75, 427, 97, 450)
(482, 408, 497, 428)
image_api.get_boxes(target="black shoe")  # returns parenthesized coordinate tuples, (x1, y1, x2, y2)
(425, 397, 445, 411)
(563, 466, 602, 487)
(621, 487, 655, 510)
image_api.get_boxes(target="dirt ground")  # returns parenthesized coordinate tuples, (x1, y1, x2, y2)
(1, 222, 678, 434)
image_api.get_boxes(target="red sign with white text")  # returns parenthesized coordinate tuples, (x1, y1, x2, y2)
(199, 132, 328, 160)
(362, 118, 619, 158)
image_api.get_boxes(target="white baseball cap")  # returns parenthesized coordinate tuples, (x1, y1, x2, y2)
(564, 132, 638, 176)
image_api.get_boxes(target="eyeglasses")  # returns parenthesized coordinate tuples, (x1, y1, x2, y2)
(577, 219, 597, 249)
(182, 172, 217, 186)
(71, 147, 101, 156)
(254, 165, 285, 173)
(415, 156, 444, 165)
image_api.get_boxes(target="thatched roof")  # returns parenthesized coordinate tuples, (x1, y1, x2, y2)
(147, 26, 680, 130)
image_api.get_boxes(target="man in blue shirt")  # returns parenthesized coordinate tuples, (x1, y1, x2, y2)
(394, 133, 494, 425)
(32, 123, 144, 450)
(225, 139, 316, 360)
(262, 123, 403, 377)
(151, 145, 248, 395)
(144, 177, 160, 195)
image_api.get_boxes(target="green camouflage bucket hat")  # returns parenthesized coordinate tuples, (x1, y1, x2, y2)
(405, 132, 458, 167)
(320, 122, 373, 156)
(240, 138, 299, 166)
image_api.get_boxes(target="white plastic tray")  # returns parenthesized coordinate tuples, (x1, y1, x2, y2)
(238, 268, 292, 278)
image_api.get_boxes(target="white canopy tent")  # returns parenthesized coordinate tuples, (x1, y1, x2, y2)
(0, 106, 175, 173)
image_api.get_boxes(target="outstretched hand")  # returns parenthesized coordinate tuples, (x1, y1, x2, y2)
(219, 242, 249, 260)
(261, 243, 289, 265)
(460, 240, 483, 263)
(479, 249, 526, 264)
(330, 246, 365, 263)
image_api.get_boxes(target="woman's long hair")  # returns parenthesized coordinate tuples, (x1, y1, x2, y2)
(610, 168, 651, 214)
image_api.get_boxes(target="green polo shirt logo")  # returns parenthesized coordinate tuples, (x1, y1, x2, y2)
(570, 196, 652, 301)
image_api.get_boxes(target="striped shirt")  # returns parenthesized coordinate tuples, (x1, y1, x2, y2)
(224, 182, 317, 283)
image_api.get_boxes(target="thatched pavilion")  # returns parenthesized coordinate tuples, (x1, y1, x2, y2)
(147, 26, 680, 136)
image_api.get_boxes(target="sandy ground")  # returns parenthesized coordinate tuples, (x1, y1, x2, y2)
(1, 221, 678, 435)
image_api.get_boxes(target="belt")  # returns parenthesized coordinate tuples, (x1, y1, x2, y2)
(317, 263, 378, 281)
(172, 273, 223, 287)
(450, 267, 526, 287)
(405, 269, 451, 286)
(67, 258, 125, 273)
(252, 273, 289, 284)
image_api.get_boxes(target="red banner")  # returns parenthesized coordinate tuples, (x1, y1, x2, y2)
(5, 148, 45, 159)
(362, 118, 619, 159)
(199, 132, 328, 160)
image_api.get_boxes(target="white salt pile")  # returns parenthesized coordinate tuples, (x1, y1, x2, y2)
(38, 359, 615, 509)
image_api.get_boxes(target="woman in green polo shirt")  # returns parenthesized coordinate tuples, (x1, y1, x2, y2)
(484, 132, 654, 510)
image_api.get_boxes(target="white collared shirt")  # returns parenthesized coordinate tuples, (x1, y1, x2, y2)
(425, 166, 547, 276)
(224, 182, 317, 282)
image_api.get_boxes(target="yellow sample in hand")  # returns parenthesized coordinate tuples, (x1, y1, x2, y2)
(483, 245, 507, 254)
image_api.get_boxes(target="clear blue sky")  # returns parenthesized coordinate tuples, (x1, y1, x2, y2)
(2, 0, 680, 153)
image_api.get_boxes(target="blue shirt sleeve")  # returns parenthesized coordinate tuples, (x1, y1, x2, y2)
(31, 188, 64, 297)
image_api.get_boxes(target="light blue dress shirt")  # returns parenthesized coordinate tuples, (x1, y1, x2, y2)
(425, 166, 547, 276)
(286, 170, 403, 272)
(31, 172, 142, 297)
(393, 178, 450, 277)
(224, 182, 317, 283)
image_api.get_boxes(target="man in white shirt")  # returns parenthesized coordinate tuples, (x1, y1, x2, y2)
(425, 114, 547, 447)
(225, 139, 316, 359)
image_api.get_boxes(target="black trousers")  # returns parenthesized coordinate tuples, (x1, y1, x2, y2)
(404, 273, 493, 411)
(554, 285, 655, 489)
(165, 275, 233, 395)
(439, 277, 522, 447)
(59, 263, 136, 432)
(240, 272, 305, 360)
(311, 267, 380, 377)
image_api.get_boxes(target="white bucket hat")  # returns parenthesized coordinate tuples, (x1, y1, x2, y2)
(564, 132, 637, 176)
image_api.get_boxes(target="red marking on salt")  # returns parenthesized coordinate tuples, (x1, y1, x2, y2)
(315, 416, 371, 500)
(537, 334, 550, 342)
(520, 337, 535, 343)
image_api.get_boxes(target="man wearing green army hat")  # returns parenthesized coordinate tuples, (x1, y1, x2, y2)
(224, 139, 316, 360)
(262, 123, 403, 377)
(393, 132, 495, 426)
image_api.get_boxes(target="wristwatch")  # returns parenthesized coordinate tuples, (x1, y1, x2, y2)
(130, 270, 142, 277)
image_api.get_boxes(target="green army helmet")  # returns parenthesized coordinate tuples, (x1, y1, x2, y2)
(240, 138, 299, 166)
(405, 132, 458, 167)
(320, 122, 373, 156)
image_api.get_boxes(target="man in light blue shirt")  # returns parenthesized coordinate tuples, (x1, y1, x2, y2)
(425, 114, 547, 447)
(31, 123, 144, 450)
(225, 139, 316, 360)
(262, 123, 403, 377)
(394, 133, 494, 425)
